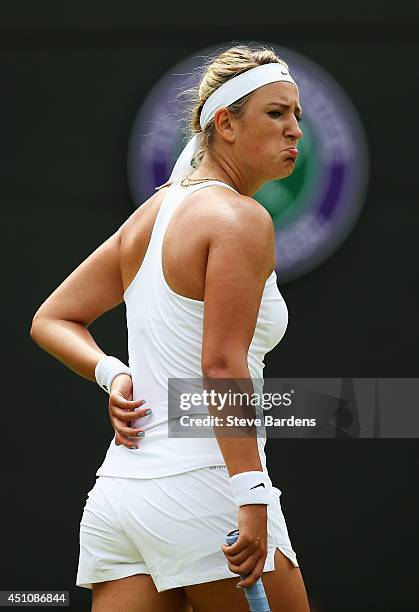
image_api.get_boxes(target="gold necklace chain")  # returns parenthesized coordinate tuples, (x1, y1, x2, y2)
(155, 176, 232, 191)
(180, 176, 227, 187)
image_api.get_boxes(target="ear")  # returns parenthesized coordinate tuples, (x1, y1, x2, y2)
(213, 107, 236, 143)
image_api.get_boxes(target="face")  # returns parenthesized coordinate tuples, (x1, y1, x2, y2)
(234, 81, 303, 182)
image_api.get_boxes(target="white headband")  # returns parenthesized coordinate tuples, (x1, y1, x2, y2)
(164, 62, 298, 186)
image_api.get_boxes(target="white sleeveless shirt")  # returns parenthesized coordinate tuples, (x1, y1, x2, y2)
(96, 180, 288, 479)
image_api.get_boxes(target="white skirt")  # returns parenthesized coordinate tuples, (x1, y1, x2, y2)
(76, 467, 299, 593)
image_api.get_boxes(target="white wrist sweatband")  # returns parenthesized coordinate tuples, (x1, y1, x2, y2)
(229, 471, 272, 508)
(95, 356, 132, 394)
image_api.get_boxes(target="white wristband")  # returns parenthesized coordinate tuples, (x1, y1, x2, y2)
(95, 356, 132, 394)
(229, 471, 272, 508)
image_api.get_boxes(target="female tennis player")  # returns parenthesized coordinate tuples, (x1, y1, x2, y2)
(30, 44, 310, 611)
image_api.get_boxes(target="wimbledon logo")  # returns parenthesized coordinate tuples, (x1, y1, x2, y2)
(127, 44, 369, 282)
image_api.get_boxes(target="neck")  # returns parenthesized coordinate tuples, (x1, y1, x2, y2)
(187, 152, 263, 197)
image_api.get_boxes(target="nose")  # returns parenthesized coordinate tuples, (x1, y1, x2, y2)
(285, 116, 303, 141)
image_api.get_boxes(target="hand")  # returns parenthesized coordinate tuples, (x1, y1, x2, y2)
(220, 504, 268, 588)
(108, 374, 149, 449)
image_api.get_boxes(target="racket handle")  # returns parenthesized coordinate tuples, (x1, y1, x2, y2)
(225, 529, 270, 612)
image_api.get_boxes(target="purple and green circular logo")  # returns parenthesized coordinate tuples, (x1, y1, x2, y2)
(128, 43, 369, 282)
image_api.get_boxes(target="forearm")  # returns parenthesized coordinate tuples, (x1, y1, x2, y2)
(30, 316, 106, 383)
(203, 362, 262, 477)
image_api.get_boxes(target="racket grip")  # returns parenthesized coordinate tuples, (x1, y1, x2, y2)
(225, 529, 270, 612)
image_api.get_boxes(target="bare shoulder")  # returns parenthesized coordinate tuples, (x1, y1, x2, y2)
(187, 185, 276, 277)
(119, 185, 169, 238)
(187, 186, 274, 239)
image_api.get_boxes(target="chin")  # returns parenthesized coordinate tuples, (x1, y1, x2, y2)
(270, 166, 294, 181)
(279, 160, 296, 179)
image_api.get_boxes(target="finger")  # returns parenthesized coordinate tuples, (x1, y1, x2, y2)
(222, 545, 255, 565)
(110, 406, 151, 421)
(111, 394, 146, 409)
(227, 550, 259, 576)
(220, 535, 251, 556)
(236, 556, 266, 589)
(112, 419, 146, 439)
(221, 536, 256, 559)
(120, 426, 146, 438)
(114, 431, 139, 450)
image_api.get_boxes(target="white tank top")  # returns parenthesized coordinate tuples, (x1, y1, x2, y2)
(96, 180, 289, 479)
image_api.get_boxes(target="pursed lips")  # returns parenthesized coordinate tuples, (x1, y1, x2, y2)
(283, 146, 299, 158)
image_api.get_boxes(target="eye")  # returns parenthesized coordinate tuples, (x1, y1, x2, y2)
(295, 115, 302, 123)
(268, 111, 282, 118)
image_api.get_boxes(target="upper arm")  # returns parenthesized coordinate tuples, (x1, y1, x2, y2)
(201, 201, 275, 372)
(32, 229, 124, 327)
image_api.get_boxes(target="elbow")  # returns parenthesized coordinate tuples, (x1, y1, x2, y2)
(201, 355, 249, 379)
(29, 316, 41, 343)
(202, 359, 229, 378)
(29, 312, 47, 343)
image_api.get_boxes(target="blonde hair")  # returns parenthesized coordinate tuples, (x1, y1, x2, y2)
(183, 44, 289, 167)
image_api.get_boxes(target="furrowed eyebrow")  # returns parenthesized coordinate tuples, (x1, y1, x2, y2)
(267, 102, 303, 117)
